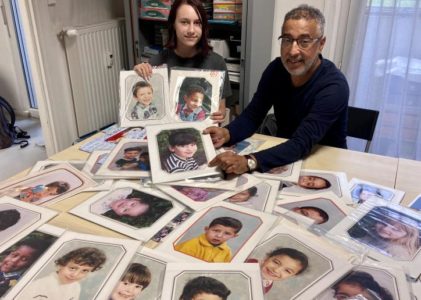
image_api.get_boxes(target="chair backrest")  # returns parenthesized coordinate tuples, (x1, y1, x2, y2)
(347, 106, 379, 152)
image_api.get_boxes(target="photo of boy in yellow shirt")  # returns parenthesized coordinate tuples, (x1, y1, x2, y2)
(174, 217, 242, 263)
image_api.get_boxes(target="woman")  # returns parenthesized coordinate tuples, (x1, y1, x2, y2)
(134, 0, 231, 123)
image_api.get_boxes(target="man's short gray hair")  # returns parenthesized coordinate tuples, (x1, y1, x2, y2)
(284, 4, 325, 36)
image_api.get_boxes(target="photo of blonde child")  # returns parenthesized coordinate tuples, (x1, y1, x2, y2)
(13, 181, 70, 203)
(129, 81, 158, 120)
(17, 247, 106, 300)
(247, 247, 308, 294)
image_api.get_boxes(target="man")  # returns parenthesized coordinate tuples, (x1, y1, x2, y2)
(204, 5, 349, 174)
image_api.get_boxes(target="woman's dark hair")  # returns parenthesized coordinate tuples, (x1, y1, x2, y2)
(165, 0, 212, 57)
(332, 271, 394, 300)
(103, 190, 173, 228)
(266, 247, 309, 274)
(179, 276, 231, 300)
(0, 209, 21, 230)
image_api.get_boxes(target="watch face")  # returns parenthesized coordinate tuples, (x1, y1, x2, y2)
(248, 158, 256, 170)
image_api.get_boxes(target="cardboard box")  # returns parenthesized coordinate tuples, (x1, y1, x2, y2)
(213, 12, 242, 21)
(141, 0, 172, 9)
(140, 7, 170, 20)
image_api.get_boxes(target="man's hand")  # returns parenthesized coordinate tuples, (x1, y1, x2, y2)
(203, 126, 230, 148)
(208, 151, 248, 175)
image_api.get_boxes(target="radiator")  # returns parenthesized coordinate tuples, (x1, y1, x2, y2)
(63, 19, 127, 137)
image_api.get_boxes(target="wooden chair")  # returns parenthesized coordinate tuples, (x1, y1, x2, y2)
(347, 106, 380, 153)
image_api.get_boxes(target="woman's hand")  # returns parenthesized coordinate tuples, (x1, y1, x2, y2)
(203, 126, 230, 148)
(210, 99, 227, 124)
(134, 62, 153, 80)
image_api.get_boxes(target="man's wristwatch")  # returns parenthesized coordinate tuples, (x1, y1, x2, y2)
(244, 154, 257, 172)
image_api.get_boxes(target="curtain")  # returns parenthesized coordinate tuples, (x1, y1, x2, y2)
(343, 0, 421, 159)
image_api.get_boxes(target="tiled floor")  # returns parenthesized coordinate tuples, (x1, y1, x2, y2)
(0, 117, 47, 182)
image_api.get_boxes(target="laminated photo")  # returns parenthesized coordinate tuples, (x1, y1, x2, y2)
(273, 192, 352, 235)
(169, 68, 223, 124)
(96, 139, 151, 178)
(0, 196, 57, 250)
(328, 198, 421, 278)
(225, 178, 280, 213)
(161, 262, 264, 300)
(254, 160, 303, 183)
(158, 202, 277, 263)
(349, 177, 405, 205)
(101, 247, 178, 300)
(0, 164, 97, 205)
(156, 174, 261, 211)
(279, 169, 353, 205)
(69, 180, 185, 241)
(314, 262, 411, 300)
(246, 219, 353, 300)
(8, 231, 140, 300)
(0, 227, 59, 298)
(147, 122, 220, 183)
(119, 68, 170, 127)
(223, 137, 266, 155)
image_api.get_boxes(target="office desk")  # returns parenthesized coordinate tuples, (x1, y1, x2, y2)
(253, 134, 399, 187)
(3, 134, 403, 238)
(395, 158, 421, 206)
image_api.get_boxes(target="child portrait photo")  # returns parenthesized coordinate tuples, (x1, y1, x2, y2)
(70, 181, 184, 241)
(169, 69, 223, 124)
(349, 178, 405, 205)
(255, 160, 303, 183)
(107, 248, 175, 300)
(347, 205, 421, 261)
(158, 202, 277, 263)
(119, 68, 170, 127)
(314, 264, 409, 300)
(96, 139, 151, 179)
(0, 230, 57, 298)
(147, 123, 219, 184)
(226, 179, 280, 213)
(10, 232, 139, 300)
(0, 197, 57, 249)
(279, 170, 352, 205)
(161, 263, 264, 299)
(409, 193, 421, 211)
(247, 220, 352, 300)
(0, 164, 96, 205)
(274, 192, 351, 233)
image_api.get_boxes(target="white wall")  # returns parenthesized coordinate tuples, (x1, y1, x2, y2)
(0, 1, 28, 115)
(271, 0, 351, 67)
(20, 0, 124, 154)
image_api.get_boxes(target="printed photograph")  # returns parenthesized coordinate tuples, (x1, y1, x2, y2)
(119, 68, 170, 127)
(0, 230, 57, 298)
(274, 193, 351, 233)
(409, 193, 421, 211)
(0, 165, 96, 205)
(349, 178, 405, 205)
(0, 197, 57, 249)
(147, 122, 219, 184)
(169, 69, 223, 124)
(160, 202, 277, 263)
(314, 265, 403, 300)
(11, 232, 139, 300)
(161, 263, 263, 300)
(69, 181, 185, 241)
(106, 247, 175, 300)
(347, 205, 421, 261)
(226, 179, 280, 213)
(279, 170, 352, 205)
(254, 160, 303, 183)
(96, 139, 150, 179)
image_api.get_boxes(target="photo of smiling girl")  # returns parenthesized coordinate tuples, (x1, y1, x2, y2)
(247, 247, 308, 294)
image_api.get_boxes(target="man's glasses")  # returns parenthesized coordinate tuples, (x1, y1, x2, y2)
(278, 35, 322, 50)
